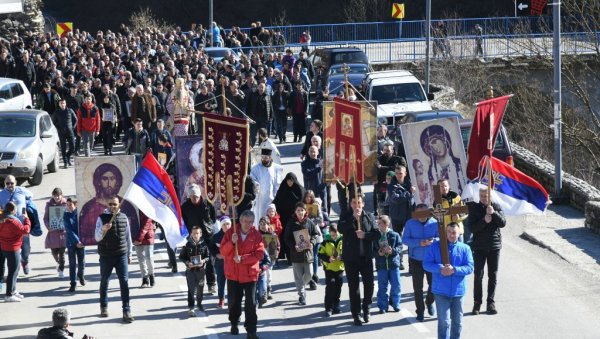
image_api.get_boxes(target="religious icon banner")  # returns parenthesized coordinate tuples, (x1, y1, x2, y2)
(74, 155, 139, 246)
(175, 134, 204, 201)
(323, 100, 378, 184)
(203, 113, 250, 213)
(400, 117, 468, 206)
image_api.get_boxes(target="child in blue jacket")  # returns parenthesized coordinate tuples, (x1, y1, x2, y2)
(64, 197, 85, 292)
(373, 215, 402, 313)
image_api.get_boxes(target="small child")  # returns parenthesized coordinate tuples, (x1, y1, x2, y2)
(318, 223, 344, 317)
(134, 212, 156, 288)
(264, 205, 283, 297)
(303, 191, 324, 288)
(209, 216, 231, 309)
(373, 215, 402, 313)
(64, 198, 85, 292)
(180, 226, 210, 317)
(255, 247, 271, 308)
(44, 188, 67, 279)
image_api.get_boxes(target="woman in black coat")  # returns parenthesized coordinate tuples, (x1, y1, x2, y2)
(273, 172, 305, 263)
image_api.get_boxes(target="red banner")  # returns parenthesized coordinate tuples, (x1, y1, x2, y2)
(466, 95, 511, 180)
(203, 113, 249, 213)
(334, 97, 364, 184)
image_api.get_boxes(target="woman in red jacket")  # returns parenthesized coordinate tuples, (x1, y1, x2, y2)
(0, 202, 31, 302)
(134, 212, 155, 288)
(220, 210, 264, 339)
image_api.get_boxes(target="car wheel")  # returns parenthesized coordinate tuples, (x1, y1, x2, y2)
(48, 145, 60, 173)
(29, 156, 43, 186)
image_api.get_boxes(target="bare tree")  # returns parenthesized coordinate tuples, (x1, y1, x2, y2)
(128, 7, 174, 33)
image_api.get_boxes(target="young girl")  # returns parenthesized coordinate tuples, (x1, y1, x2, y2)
(303, 191, 324, 289)
(258, 212, 281, 303)
(209, 215, 231, 309)
(43, 188, 67, 279)
(64, 197, 85, 292)
(134, 212, 156, 288)
(265, 204, 283, 271)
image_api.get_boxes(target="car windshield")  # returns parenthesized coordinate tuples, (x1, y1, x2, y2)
(332, 52, 368, 65)
(461, 127, 505, 150)
(329, 65, 369, 75)
(0, 117, 36, 137)
(371, 83, 426, 105)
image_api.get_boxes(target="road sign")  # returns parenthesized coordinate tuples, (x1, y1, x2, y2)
(517, 0, 546, 16)
(392, 3, 405, 19)
(56, 22, 73, 38)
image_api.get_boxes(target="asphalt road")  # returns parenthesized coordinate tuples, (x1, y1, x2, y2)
(2, 137, 600, 339)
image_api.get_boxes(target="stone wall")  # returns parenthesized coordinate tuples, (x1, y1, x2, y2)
(511, 142, 600, 233)
(0, 0, 44, 38)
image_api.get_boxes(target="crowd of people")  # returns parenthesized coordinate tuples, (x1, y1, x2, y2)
(0, 22, 506, 339)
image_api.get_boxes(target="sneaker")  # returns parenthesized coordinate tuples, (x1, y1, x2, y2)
(308, 280, 317, 290)
(266, 286, 273, 300)
(260, 295, 268, 306)
(217, 298, 225, 309)
(58, 270, 65, 279)
(427, 303, 436, 316)
(5, 295, 21, 302)
(208, 285, 216, 294)
(392, 307, 400, 312)
(416, 314, 425, 322)
(68, 284, 76, 292)
(13, 291, 24, 299)
(188, 308, 196, 317)
(487, 303, 498, 315)
(149, 275, 155, 287)
(122, 311, 134, 323)
(379, 309, 387, 314)
(298, 295, 306, 305)
(100, 307, 109, 318)
(472, 303, 481, 315)
(352, 316, 363, 326)
(141, 277, 150, 288)
(325, 309, 332, 317)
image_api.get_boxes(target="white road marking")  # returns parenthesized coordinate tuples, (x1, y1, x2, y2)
(400, 308, 430, 333)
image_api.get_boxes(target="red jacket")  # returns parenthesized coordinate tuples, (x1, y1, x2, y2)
(220, 226, 264, 283)
(135, 213, 155, 245)
(268, 214, 284, 237)
(0, 217, 31, 251)
(76, 102, 101, 134)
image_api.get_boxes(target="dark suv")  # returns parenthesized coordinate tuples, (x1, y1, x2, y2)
(309, 47, 369, 75)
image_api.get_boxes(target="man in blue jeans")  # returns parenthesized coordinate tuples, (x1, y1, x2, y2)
(424, 222, 474, 339)
(95, 196, 134, 323)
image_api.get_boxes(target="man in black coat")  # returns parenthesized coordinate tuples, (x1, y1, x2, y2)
(14, 50, 36, 92)
(338, 195, 379, 326)
(466, 187, 506, 316)
(374, 141, 404, 215)
(246, 83, 272, 146)
(52, 99, 77, 168)
(181, 184, 217, 294)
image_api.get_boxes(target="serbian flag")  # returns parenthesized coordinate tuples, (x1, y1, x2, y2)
(466, 95, 512, 180)
(334, 97, 364, 184)
(124, 152, 187, 249)
(462, 156, 549, 215)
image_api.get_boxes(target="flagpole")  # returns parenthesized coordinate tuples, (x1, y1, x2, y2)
(221, 80, 227, 116)
(351, 151, 361, 231)
(487, 103, 494, 207)
(344, 63, 349, 99)
(226, 175, 239, 257)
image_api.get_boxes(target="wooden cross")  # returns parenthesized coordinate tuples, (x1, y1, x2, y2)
(411, 184, 468, 265)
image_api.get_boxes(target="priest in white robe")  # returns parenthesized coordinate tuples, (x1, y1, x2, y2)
(250, 148, 283, 219)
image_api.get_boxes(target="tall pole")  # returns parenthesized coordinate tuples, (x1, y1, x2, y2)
(553, 0, 562, 198)
(208, 0, 214, 46)
(425, 0, 431, 95)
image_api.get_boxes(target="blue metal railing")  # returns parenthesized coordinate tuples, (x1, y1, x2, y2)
(235, 32, 599, 64)
(237, 16, 586, 45)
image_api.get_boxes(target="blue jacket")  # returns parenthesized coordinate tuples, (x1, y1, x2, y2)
(259, 249, 272, 277)
(64, 209, 80, 247)
(373, 229, 402, 270)
(423, 240, 474, 297)
(403, 217, 439, 261)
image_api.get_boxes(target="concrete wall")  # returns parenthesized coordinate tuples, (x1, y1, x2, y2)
(511, 142, 600, 233)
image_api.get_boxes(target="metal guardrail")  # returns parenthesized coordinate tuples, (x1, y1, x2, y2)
(239, 16, 595, 45)
(236, 32, 599, 64)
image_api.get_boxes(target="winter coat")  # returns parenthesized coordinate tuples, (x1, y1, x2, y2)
(134, 213, 155, 246)
(124, 128, 150, 155)
(52, 108, 77, 134)
(373, 229, 402, 270)
(402, 217, 439, 261)
(386, 176, 414, 226)
(179, 237, 210, 271)
(36, 326, 74, 339)
(272, 172, 305, 232)
(64, 209, 80, 248)
(301, 157, 325, 196)
(467, 201, 506, 251)
(76, 102, 101, 134)
(338, 210, 379, 262)
(0, 216, 31, 251)
(423, 240, 474, 298)
(441, 191, 468, 235)
(181, 198, 216, 240)
(220, 226, 264, 283)
(318, 233, 344, 272)
(284, 215, 319, 264)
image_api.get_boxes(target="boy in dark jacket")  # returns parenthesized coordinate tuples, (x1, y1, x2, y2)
(64, 198, 85, 292)
(373, 215, 402, 313)
(179, 226, 210, 317)
(318, 223, 344, 317)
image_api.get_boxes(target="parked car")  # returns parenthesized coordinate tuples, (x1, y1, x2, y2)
(0, 110, 61, 186)
(363, 70, 434, 127)
(460, 119, 513, 166)
(0, 78, 33, 110)
(309, 47, 369, 75)
(325, 63, 373, 95)
(203, 47, 240, 63)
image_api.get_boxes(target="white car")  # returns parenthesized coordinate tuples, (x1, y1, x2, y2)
(0, 110, 60, 186)
(0, 78, 33, 110)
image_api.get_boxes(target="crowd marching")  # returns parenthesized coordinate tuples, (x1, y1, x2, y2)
(0, 21, 507, 339)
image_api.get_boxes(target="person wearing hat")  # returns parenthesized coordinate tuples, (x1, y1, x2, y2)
(250, 148, 283, 224)
(251, 128, 281, 167)
(181, 184, 217, 293)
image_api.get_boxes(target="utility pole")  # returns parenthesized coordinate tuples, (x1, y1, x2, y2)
(552, 0, 562, 198)
(425, 0, 431, 95)
(208, 0, 214, 46)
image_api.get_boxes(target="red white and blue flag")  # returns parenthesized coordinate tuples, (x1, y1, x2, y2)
(124, 153, 187, 249)
(462, 156, 549, 215)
